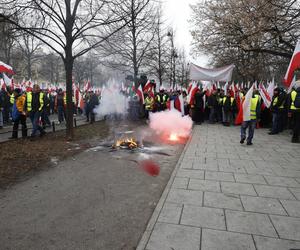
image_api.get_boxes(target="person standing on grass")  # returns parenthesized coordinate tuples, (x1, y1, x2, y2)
(10, 88, 27, 139)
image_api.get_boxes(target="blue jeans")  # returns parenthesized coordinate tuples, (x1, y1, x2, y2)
(0, 109, 3, 127)
(241, 120, 256, 143)
(57, 106, 66, 123)
(29, 111, 44, 136)
(271, 112, 279, 133)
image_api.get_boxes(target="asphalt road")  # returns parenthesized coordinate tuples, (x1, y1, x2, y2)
(0, 123, 184, 250)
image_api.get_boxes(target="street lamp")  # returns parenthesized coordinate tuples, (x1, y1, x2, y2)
(167, 30, 177, 89)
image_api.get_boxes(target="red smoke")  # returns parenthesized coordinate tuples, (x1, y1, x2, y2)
(139, 160, 160, 177)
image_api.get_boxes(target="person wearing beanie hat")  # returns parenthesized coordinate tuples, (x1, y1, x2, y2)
(10, 88, 27, 139)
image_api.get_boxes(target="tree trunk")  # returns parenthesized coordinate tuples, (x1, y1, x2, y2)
(64, 50, 74, 140)
(27, 55, 32, 79)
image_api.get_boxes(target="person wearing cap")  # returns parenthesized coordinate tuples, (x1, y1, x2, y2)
(269, 87, 287, 135)
(10, 88, 27, 139)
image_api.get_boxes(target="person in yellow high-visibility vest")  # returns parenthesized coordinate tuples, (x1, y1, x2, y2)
(289, 80, 300, 143)
(269, 87, 287, 135)
(25, 84, 46, 138)
(222, 92, 236, 126)
(144, 93, 154, 119)
(240, 93, 261, 145)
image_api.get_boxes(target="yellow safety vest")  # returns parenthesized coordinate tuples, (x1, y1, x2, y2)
(26, 92, 44, 112)
(63, 93, 67, 105)
(145, 97, 153, 110)
(10, 93, 15, 104)
(222, 97, 234, 105)
(273, 97, 285, 109)
(250, 96, 259, 120)
(290, 90, 300, 110)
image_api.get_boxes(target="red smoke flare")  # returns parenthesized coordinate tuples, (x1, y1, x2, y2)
(139, 160, 160, 177)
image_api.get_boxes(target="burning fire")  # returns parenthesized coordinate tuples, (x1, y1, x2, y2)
(113, 137, 139, 149)
(169, 133, 179, 142)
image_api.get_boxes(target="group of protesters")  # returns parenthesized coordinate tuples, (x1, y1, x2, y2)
(1, 77, 300, 145)
(0, 83, 100, 139)
(133, 79, 300, 144)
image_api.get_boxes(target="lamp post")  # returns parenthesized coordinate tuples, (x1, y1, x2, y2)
(167, 30, 177, 89)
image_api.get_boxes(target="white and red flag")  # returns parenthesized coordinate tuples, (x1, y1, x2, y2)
(0, 61, 15, 75)
(267, 78, 275, 100)
(137, 84, 145, 104)
(258, 83, 271, 108)
(235, 84, 254, 125)
(284, 40, 300, 87)
(187, 82, 198, 105)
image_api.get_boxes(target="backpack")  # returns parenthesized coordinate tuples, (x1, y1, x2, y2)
(12, 102, 20, 121)
(294, 91, 300, 108)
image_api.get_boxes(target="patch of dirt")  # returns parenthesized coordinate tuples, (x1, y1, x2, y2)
(0, 121, 110, 188)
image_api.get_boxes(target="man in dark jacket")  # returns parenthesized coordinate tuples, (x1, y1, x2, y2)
(26, 84, 46, 138)
(269, 87, 287, 135)
(208, 90, 218, 123)
(222, 92, 236, 126)
(88, 91, 99, 123)
(192, 89, 205, 124)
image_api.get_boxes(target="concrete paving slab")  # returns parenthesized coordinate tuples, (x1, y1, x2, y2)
(202, 229, 256, 250)
(254, 235, 300, 250)
(241, 196, 287, 215)
(188, 179, 221, 192)
(221, 182, 257, 196)
(225, 210, 278, 237)
(280, 199, 300, 217)
(181, 205, 226, 230)
(270, 215, 300, 241)
(254, 185, 296, 200)
(146, 223, 201, 250)
(204, 192, 243, 211)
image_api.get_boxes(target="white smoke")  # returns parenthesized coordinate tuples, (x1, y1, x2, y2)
(94, 79, 128, 117)
(149, 109, 193, 137)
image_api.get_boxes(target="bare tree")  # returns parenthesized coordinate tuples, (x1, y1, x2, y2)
(99, 0, 158, 87)
(17, 32, 43, 79)
(0, 20, 17, 65)
(190, 0, 300, 81)
(146, 6, 170, 86)
(1, 0, 130, 139)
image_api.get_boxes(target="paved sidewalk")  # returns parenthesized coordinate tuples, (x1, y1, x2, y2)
(137, 124, 300, 250)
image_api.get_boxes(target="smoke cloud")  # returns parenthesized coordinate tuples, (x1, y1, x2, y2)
(94, 81, 128, 118)
(149, 109, 193, 138)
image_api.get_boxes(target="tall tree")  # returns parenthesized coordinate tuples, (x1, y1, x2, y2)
(190, 0, 300, 81)
(99, 0, 158, 87)
(146, 6, 170, 86)
(1, 0, 129, 139)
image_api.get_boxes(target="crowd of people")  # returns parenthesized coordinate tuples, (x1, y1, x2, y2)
(0, 84, 100, 139)
(0, 79, 300, 145)
(132, 80, 300, 145)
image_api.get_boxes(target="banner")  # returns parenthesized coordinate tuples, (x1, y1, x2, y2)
(189, 63, 235, 82)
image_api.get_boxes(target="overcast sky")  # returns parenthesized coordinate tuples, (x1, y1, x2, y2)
(162, 0, 209, 66)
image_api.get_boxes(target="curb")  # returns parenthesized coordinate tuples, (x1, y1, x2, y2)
(136, 127, 195, 250)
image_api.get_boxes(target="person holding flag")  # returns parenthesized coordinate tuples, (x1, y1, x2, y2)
(239, 85, 261, 145)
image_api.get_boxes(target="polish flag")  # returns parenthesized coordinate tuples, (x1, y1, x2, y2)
(143, 80, 152, 92)
(78, 91, 85, 110)
(0, 78, 6, 90)
(2, 73, 12, 87)
(267, 78, 275, 100)
(258, 83, 271, 108)
(0, 61, 15, 75)
(235, 84, 254, 125)
(288, 76, 296, 94)
(133, 84, 144, 104)
(187, 82, 198, 105)
(284, 40, 300, 87)
(174, 94, 185, 116)
(84, 80, 91, 92)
